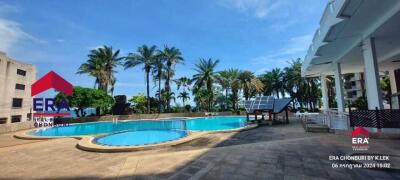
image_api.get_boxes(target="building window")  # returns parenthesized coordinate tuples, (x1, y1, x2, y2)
(11, 115, 21, 123)
(15, 83, 25, 90)
(0, 118, 7, 124)
(12, 98, 23, 108)
(17, 69, 26, 76)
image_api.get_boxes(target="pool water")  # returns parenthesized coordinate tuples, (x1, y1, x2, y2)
(30, 116, 248, 146)
(95, 130, 188, 146)
(186, 116, 247, 131)
(31, 120, 186, 136)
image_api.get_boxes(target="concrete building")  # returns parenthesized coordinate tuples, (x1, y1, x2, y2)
(0, 51, 36, 124)
(343, 73, 364, 102)
(302, 0, 400, 112)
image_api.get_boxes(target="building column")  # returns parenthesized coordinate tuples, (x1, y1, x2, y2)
(362, 38, 383, 109)
(334, 63, 345, 113)
(320, 74, 329, 112)
(389, 70, 399, 109)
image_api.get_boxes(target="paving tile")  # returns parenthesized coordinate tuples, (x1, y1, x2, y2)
(182, 166, 202, 175)
(1, 120, 399, 179)
(284, 166, 304, 176)
(170, 173, 191, 180)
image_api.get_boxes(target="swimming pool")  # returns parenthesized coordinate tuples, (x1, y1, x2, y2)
(31, 120, 186, 137)
(30, 116, 248, 146)
(186, 116, 247, 131)
(95, 130, 188, 146)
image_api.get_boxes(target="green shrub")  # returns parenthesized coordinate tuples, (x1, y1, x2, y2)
(352, 96, 368, 110)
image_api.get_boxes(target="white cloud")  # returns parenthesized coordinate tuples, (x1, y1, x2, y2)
(87, 45, 104, 50)
(0, 2, 20, 15)
(251, 34, 312, 73)
(0, 2, 47, 52)
(56, 39, 65, 43)
(281, 34, 313, 55)
(0, 19, 46, 52)
(219, 0, 287, 19)
(218, 0, 324, 32)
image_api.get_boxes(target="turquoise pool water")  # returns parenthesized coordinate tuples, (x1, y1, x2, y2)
(95, 130, 188, 146)
(31, 116, 247, 146)
(186, 116, 247, 131)
(31, 120, 186, 137)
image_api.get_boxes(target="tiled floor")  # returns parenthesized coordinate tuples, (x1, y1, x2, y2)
(1, 119, 399, 179)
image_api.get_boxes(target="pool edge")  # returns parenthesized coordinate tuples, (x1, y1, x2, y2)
(75, 124, 258, 152)
(14, 129, 86, 140)
(76, 131, 207, 152)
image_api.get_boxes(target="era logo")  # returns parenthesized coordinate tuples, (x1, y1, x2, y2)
(351, 127, 369, 151)
(33, 98, 70, 112)
(352, 137, 369, 144)
(31, 71, 73, 117)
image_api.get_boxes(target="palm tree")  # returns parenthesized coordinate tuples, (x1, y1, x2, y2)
(124, 45, 158, 113)
(259, 68, 284, 98)
(178, 91, 190, 105)
(77, 57, 104, 89)
(192, 58, 219, 111)
(77, 45, 122, 93)
(238, 71, 264, 100)
(174, 77, 192, 92)
(152, 54, 164, 113)
(217, 69, 240, 110)
(258, 72, 273, 96)
(193, 88, 210, 111)
(160, 46, 184, 110)
(77, 46, 122, 115)
(270, 68, 284, 98)
(162, 91, 175, 108)
(110, 77, 116, 96)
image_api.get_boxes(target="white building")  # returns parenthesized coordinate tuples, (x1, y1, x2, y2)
(343, 73, 364, 102)
(302, 0, 400, 112)
(0, 51, 37, 124)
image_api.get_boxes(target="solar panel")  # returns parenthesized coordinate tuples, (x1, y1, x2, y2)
(252, 96, 274, 110)
(244, 100, 255, 113)
(273, 98, 292, 113)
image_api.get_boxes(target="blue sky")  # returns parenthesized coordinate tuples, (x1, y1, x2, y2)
(0, 0, 326, 103)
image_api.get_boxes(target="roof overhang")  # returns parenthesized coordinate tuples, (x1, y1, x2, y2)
(302, 0, 400, 77)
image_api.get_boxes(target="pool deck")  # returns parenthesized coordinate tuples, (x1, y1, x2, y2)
(1, 118, 400, 179)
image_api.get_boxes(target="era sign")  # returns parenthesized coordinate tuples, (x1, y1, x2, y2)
(31, 71, 73, 117)
(351, 127, 370, 151)
(33, 98, 70, 112)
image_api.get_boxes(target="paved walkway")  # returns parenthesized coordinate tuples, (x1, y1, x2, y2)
(1, 119, 400, 179)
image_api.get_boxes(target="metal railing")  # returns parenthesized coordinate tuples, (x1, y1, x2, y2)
(298, 109, 350, 130)
(325, 109, 350, 130)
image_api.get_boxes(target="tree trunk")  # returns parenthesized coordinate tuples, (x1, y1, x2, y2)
(146, 71, 150, 114)
(75, 109, 80, 117)
(158, 71, 162, 113)
(225, 89, 228, 110)
(207, 81, 213, 112)
(96, 107, 100, 116)
(80, 109, 85, 117)
(165, 65, 171, 112)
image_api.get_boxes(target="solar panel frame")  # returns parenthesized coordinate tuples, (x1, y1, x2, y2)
(244, 100, 255, 113)
(247, 96, 274, 113)
(273, 98, 292, 113)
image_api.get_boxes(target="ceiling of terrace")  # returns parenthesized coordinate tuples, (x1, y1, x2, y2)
(305, 0, 400, 76)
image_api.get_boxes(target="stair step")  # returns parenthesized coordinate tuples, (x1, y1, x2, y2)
(305, 124, 330, 133)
